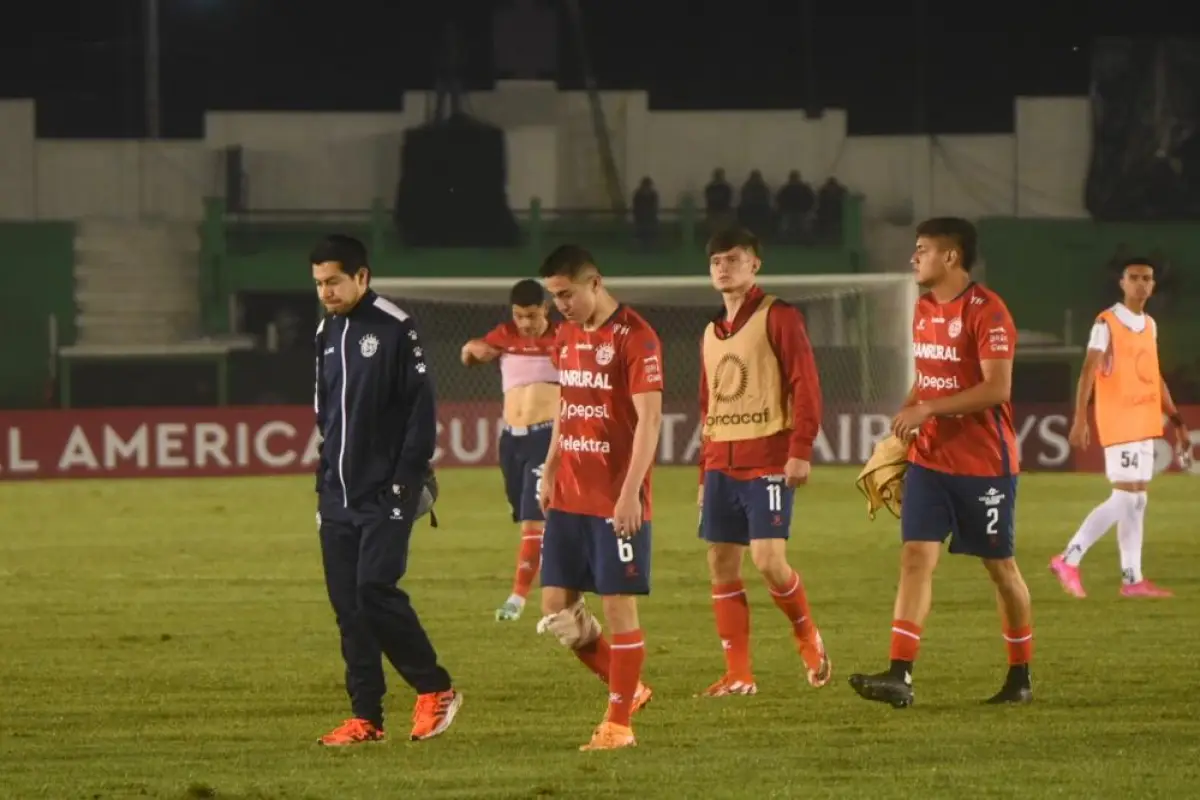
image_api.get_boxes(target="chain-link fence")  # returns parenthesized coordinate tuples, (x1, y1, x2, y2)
(369, 276, 916, 464)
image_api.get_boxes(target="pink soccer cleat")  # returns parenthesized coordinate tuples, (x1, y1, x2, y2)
(1120, 580, 1173, 598)
(1049, 556, 1087, 598)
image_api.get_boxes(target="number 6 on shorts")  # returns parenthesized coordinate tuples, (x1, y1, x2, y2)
(616, 538, 635, 563)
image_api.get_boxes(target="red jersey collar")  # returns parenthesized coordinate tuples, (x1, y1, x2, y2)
(713, 285, 766, 332)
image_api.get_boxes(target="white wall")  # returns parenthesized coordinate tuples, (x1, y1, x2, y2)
(0, 90, 1091, 223)
(0, 100, 36, 219)
(1015, 97, 1092, 217)
(35, 140, 212, 220)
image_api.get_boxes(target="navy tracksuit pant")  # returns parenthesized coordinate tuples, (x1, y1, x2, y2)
(318, 489, 452, 727)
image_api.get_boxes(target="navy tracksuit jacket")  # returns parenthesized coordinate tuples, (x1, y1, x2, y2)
(314, 290, 436, 509)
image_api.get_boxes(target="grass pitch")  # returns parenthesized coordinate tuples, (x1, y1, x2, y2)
(1, 467, 1198, 799)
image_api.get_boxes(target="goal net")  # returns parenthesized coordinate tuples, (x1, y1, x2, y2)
(371, 275, 918, 468)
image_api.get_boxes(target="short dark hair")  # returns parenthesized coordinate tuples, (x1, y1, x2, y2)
(539, 244, 597, 279)
(509, 278, 545, 307)
(309, 235, 369, 277)
(1119, 257, 1157, 275)
(706, 226, 761, 258)
(915, 217, 977, 270)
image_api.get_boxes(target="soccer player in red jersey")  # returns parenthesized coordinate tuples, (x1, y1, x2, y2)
(460, 279, 560, 621)
(848, 217, 1034, 707)
(534, 245, 662, 751)
(696, 227, 832, 697)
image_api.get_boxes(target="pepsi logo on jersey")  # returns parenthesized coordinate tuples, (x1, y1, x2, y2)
(561, 402, 610, 420)
(917, 372, 962, 391)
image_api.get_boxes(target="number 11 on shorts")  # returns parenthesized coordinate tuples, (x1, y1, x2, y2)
(766, 482, 783, 512)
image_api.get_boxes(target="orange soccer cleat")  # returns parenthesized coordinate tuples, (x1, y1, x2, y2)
(798, 629, 833, 688)
(603, 681, 653, 721)
(317, 718, 385, 747)
(580, 720, 637, 751)
(697, 673, 759, 697)
(410, 689, 463, 741)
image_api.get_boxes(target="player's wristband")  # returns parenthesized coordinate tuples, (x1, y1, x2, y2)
(1168, 412, 1185, 427)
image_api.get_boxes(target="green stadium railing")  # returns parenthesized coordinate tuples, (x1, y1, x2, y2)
(198, 195, 865, 334)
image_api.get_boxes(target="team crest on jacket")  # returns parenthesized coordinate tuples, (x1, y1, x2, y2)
(947, 317, 962, 339)
(595, 342, 615, 366)
(359, 333, 379, 357)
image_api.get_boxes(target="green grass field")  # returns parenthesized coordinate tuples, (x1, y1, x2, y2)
(2, 467, 1198, 800)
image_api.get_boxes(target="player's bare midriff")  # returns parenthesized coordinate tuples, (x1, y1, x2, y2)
(503, 381, 559, 427)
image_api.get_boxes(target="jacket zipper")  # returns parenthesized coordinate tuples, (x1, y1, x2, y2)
(338, 320, 350, 508)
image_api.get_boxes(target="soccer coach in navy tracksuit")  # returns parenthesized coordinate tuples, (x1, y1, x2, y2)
(310, 234, 462, 746)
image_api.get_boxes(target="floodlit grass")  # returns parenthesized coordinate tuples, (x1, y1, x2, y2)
(1, 467, 1198, 799)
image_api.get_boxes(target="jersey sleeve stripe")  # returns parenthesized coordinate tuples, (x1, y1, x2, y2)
(989, 406, 1014, 476)
(372, 296, 411, 322)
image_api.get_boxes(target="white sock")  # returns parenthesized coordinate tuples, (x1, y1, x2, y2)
(1063, 490, 1129, 566)
(1117, 491, 1147, 584)
(507, 594, 526, 608)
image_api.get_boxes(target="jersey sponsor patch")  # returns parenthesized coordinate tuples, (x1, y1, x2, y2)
(560, 369, 612, 390)
(913, 342, 961, 362)
(560, 401, 610, 420)
(559, 435, 611, 454)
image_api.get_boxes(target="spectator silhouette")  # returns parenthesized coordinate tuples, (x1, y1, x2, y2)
(705, 168, 735, 232)
(815, 177, 847, 243)
(632, 177, 659, 248)
(738, 170, 773, 237)
(776, 170, 815, 243)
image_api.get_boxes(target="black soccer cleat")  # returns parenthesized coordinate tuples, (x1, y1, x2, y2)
(848, 670, 914, 708)
(985, 665, 1033, 705)
(984, 681, 1033, 705)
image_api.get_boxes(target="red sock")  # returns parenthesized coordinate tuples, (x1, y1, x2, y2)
(573, 635, 610, 682)
(607, 630, 645, 727)
(768, 570, 815, 640)
(511, 523, 543, 599)
(889, 619, 922, 662)
(1004, 625, 1033, 665)
(711, 580, 752, 679)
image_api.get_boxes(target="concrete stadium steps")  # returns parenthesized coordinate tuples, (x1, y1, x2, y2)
(72, 218, 202, 347)
(74, 312, 199, 347)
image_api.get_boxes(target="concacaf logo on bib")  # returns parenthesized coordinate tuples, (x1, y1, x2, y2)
(595, 342, 615, 366)
(360, 333, 379, 357)
(947, 318, 962, 339)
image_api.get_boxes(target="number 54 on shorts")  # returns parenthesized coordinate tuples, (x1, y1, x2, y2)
(1104, 440, 1155, 483)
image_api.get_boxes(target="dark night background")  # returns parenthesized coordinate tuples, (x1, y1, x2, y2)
(2, 0, 1163, 140)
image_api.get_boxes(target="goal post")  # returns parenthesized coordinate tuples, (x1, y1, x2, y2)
(370, 274, 918, 466)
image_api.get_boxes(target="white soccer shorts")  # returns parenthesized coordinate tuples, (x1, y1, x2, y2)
(1103, 439, 1156, 483)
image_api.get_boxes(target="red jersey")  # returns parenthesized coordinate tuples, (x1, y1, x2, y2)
(482, 321, 559, 392)
(549, 305, 663, 520)
(909, 282, 1019, 477)
(697, 287, 823, 481)
(482, 320, 559, 355)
